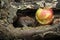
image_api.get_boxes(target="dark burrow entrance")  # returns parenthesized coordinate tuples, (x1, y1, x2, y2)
(13, 8, 60, 28)
(13, 8, 40, 27)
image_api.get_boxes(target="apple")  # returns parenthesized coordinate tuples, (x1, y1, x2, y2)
(35, 8, 54, 24)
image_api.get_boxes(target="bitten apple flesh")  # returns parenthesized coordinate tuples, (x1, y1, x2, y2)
(36, 8, 54, 24)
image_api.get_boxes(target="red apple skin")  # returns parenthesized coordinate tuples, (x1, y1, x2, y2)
(36, 8, 54, 24)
